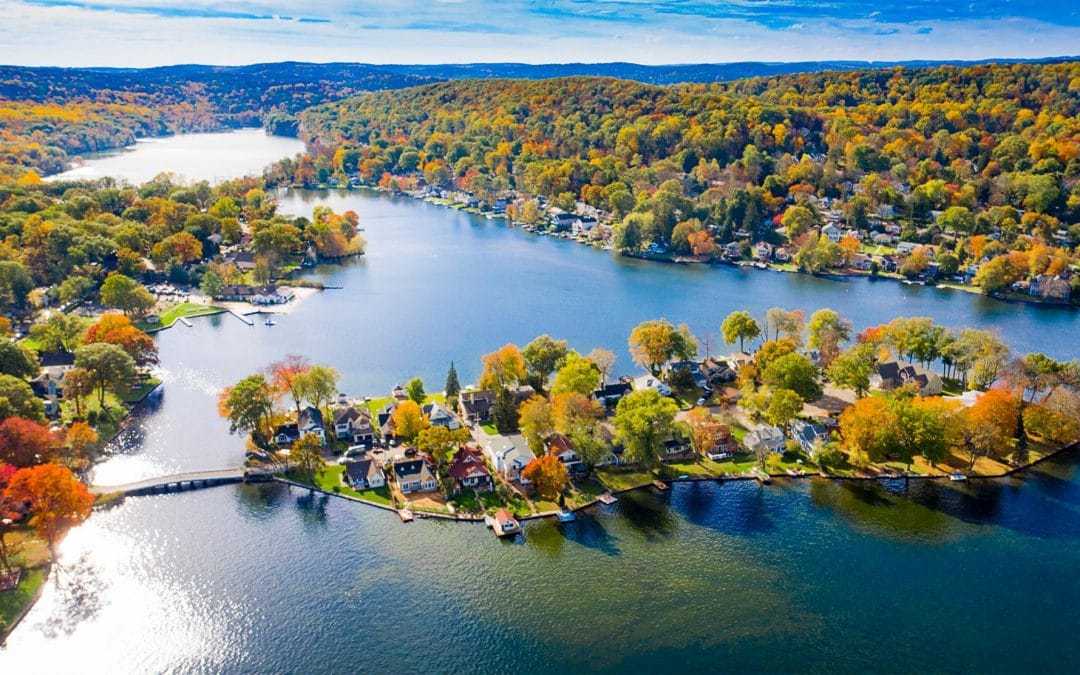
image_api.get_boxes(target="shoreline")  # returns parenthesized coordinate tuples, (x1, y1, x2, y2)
(311, 183, 1078, 312)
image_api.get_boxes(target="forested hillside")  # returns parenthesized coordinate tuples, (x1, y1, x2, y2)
(0, 63, 437, 179)
(295, 63, 1080, 260)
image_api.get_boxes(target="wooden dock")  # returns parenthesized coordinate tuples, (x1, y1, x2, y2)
(597, 493, 617, 505)
(398, 509, 414, 522)
(652, 480, 669, 491)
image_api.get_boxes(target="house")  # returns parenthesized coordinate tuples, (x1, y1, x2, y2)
(459, 390, 496, 425)
(333, 407, 375, 445)
(391, 384, 408, 401)
(446, 447, 494, 494)
(884, 222, 903, 235)
(697, 422, 735, 460)
(821, 224, 842, 242)
(773, 247, 792, 263)
(1033, 274, 1071, 302)
(376, 400, 398, 438)
(510, 384, 537, 405)
(723, 241, 743, 259)
(546, 433, 583, 473)
(297, 406, 326, 444)
(343, 458, 386, 490)
(745, 426, 786, 455)
(871, 361, 943, 396)
(273, 423, 300, 447)
(670, 360, 707, 388)
(39, 351, 75, 377)
(699, 358, 737, 386)
(593, 380, 633, 408)
(484, 434, 536, 483)
(896, 241, 919, 255)
(223, 250, 256, 271)
(422, 401, 462, 430)
(753, 242, 772, 261)
(663, 437, 691, 457)
(393, 458, 438, 493)
(850, 253, 873, 271)
(493, 508, 520, 536)
(633, 375, 672, 397)
(572, 217, 599, 237)
(791, 420, 829, 456)
(871, 232, 895, 246)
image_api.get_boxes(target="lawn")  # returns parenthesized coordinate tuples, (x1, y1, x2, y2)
(594, 467, 655, 492)
(480, 422, 499, 435)
(117, 376, 162, 404)
(288, 465, 393, 506)
(365, 393, 446, 418)
(0, 567, 45, 633)
(138, 302, 224, 331)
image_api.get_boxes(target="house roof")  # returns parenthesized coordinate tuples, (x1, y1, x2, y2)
(39, 352, 75, 368)
(394, 458, 435, 483)
(547, 432, 574, 456)
(594, 381, 632, 398)
(274, 423, 299, 440)
(447, 448, 491, 481)
(422, 401, 459, 424)
(298, 406, 324, 431)
(460, 390, 495, 415)
(334, 406, 366, 426)
(486, 434, 535, 468)
(344, 458, 378, 483)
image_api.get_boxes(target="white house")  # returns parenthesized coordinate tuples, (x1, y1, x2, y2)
(484, 434, 536, 484)
(745, 426, 786, 455)
(422, 401, 462, 430)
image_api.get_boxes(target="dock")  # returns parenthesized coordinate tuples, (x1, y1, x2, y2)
(556, 510, 575, 523)
(597, 493, 617, 505)
(755, 472, 772, 484)
(398, 509, 414, 522)
(652, 480, 669, 491)
(492, 508, 521, 537)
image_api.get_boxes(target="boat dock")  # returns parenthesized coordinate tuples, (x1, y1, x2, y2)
(398, 509, 414, 522)
(597, 493, 617, 505)
(652, 480, 669, 491)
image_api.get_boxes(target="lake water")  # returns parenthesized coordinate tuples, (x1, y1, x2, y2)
(5, 132, 1080, 673)
(47, 128, 305, 184)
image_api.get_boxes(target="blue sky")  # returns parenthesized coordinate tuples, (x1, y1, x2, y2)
(2, 0, 1078, 66)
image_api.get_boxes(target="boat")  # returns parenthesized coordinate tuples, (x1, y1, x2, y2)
(556, 510, 575, 523)
(264, 318, 276, 326)
(949, 472, 968, 482)
(652, 480, 669, 491)
(597, 493, 617, 505)
(786, 468, 799, 477)
(484, 515, 496, 528)
(398, 509, 414, 522)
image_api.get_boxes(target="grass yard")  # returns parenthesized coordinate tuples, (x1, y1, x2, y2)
(594, 467, 655, 492)
(138, 302, 224, 331)
(287, 465, 393, 506)
(0, 567, 45, 633)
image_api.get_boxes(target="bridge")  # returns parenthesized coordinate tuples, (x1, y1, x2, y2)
(90, 468, 269, 496)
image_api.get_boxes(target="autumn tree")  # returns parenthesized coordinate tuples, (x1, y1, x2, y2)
(761, 352, 822, 402)
(7, 463, 93, 561)
(764, 308, 805, 343)
(839, 396, 897, 466)
(291, 433, 325, 482)
(270, 354, 311, 422)
(518, 395, 553, 454)
(766, 388, 804, 430)
(63, 421, 98, 470)
(521, 454, 569, 502)
(826, 344, 875, 398)
(963, 390, 1020, 470)
(83, 314, 159, 367)
(391, 400, 429, 442)
(0, 417, 56, 467)
(63, 367, 94, 418)
(807, 308, 852, 367)
(586, 348, 616, 385)
(416, 426, 469, 468)
(628, 319, 695, 376)
(479, 344, 527, 391)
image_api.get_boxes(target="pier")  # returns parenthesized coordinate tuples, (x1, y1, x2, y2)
(90, 468, 268, 496)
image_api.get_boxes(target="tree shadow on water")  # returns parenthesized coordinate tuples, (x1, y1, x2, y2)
(558, 512, 621, 557)
(294, 489, 331, 528)
(35, 553, 106, 638)
(616, 491, 677, 542)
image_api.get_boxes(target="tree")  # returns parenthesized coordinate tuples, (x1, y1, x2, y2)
(83, 314, 158, 367)
(200, 268, 223, 298)
(781, 205, 816, 239)
(390, 400, 429, 442)
(218, 374, 277, 448)
(685, 406, 718, 456)
(63, 421, 98, 470)
(270, 354, 311, 423)
(0, 338, 38, 379)
(628, 318, 679, 376)
(587, 348, 616, 384)
(721, 310, 761, 352)
(764, 308, 805, 343)
(806, 308, 851, 367)
(0, 373, 45, 422)
(74, 342, 136, 407)
(551, 352, 600, 397)
(762, 352, 822, 402)
(521, 454, 569, 502)
(28, 312, 88, 354)
(304, 365, 340, 419)
(291, 433, 325, 482)
(963, 389, 1019, 470)
(766, 388, 804, 430)
(416, 426, 469, 468)
(7, 463, 93, 561)
(404, 377, 426, 405)
(522, 335, 569, 391)
(518, 395, 553, 454)
(827, 344, 875, 398)
(64, 367, 94, 419)
(492, 386, 519, 434)
(444, 362, 461, 409)
(479, 344, 527, 391)
(612, 389, 679, 469)
(839, 396, 897, 466)
(99, 273, 155, 316)
(0, 417, 55, 467)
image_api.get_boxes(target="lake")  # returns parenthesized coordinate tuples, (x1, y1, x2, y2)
(4, 131, 1080, 673)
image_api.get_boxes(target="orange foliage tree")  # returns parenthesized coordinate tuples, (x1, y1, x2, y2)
(963, 389, 1020, 470)
(0, 417, 57, 467)
(521, 454, 569, 503)
(83, 314, 159, 366)
(7, 463, 93, 561)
